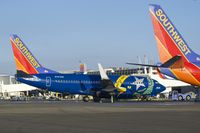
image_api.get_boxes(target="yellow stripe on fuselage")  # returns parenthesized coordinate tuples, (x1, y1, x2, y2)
(114, 75, 129, 92)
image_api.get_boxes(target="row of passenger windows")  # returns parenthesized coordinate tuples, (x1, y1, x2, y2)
(87, 68, 151, 75)
(54, 80, 101, 84)
(53, 80, 149, 85)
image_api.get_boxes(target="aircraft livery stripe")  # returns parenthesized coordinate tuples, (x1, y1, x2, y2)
(151, 10, 200, 84)
(150, 10, 187, 61)
(156, 32, 200, 85)
(154, 36, 172, 63)
(185, 63, 200, 84)
(11, 39, 38, 74)
(10, 39, 38, 74)
(150, 9, 200, 85)
(114, 75, 129, 89)
(154, 36, 179, 79)
(156, 33, 200, 85)
(150, 7, 191, 57)
(171, 67, 200, 85)
(12, 37, 41, 69)
(14, 56, 29, 73)
(154, 32, 191, 81)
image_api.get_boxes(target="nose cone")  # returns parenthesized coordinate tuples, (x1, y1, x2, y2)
(154, 80, 166, 93)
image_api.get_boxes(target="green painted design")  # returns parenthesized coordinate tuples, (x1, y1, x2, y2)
(143, 79, 154, 95)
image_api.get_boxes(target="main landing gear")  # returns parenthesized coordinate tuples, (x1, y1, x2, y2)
(93, 97, 101, 102)
(83, 95, 115, 103)
(82, 96, 101, 103)
(83, 96, 90, 102)
(110, 94, 114, 103)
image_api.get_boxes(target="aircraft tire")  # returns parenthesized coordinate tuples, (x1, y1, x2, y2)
(186, 95, 191, 101)
(83, 96, 89, 102)
(93, 97, 101, 103)
(178, 95, 183, 101)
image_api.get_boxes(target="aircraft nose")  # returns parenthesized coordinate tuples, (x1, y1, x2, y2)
(157, 84, 166, 93)
(154, 80, 166, 93)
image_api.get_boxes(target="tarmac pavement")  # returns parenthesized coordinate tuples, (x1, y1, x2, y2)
(0, 101, 199, 133)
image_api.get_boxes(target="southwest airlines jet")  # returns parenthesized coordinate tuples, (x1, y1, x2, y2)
(10, 34, 165, 102)
(128, 4, 200, 86)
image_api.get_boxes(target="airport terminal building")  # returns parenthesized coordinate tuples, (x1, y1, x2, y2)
(0, 75, 37, 99)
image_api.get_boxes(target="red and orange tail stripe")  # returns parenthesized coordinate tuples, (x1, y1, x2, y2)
(10, 37, 39, 74)
(149, 4, 200, 86)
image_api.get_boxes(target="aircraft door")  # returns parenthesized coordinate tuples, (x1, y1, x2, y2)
(46, 77, 51, 87)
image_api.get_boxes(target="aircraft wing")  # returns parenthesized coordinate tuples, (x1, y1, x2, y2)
(98, 63, 116, 93)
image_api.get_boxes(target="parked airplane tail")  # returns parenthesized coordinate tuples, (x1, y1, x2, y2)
(10, 34, 57, 74)
(149, 4, 200, 64)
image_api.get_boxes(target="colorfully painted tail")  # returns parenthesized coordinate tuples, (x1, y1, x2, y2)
(149, 4, 200, 64)
(10, 34, 57, 74)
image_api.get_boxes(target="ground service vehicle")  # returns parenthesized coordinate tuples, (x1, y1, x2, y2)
(169, 91, 195, 101)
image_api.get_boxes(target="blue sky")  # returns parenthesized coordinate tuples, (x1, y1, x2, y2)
(0, 0, 200, 74)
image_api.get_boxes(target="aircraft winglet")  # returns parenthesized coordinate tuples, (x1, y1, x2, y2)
(98, 63, 109, 80)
